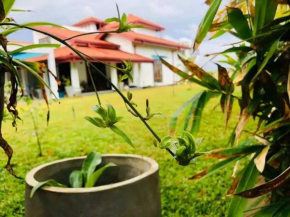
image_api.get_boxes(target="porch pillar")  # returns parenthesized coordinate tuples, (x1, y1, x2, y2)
(70, 62, 81, 95)
(47, 50, 59, 99)
(110, 64, 118, 90)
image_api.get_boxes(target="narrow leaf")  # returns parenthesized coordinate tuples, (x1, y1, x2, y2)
(235, 166, 290, 198)
(9, 44, 60, 55)
(227, 7, 252, 40)
(69, 170, 83, 188)
(204, 145, 264, 159)
(30, 179, 67, 198)
(82, 151, 102, 183)
(190, 156, 243, 180)
(228, 157, 260, 217)
(193, 0, 223, 50)
(191, 91, 215, 135)
(85, 163, 116, 188)
(253, 0, 278, 36)
(254, 146, 270, 173)
(170, 94, 202, 134)
(110, 125, 134, 148)
(253, 203, 285, 217)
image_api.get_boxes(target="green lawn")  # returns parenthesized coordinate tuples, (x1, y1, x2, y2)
(0, 85, 252, 217)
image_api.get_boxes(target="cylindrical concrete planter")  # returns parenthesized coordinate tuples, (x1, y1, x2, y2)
(25, 154, 161, 217)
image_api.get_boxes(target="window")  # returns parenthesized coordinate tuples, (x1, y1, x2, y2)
(39, 37, 51, 44)
(154, 59, 162, 82)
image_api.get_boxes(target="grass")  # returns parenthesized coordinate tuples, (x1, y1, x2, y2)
(0, 84, 255, 217)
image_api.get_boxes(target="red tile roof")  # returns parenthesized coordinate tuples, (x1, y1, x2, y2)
(34, 26, 119, 49)
(100, 14, 165, 31)
(73, 17, 105, 27)
(26, 45, 154, 63)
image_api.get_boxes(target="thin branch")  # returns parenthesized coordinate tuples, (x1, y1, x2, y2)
(64, 30, 117, 41)
(86, 63, 101, 105)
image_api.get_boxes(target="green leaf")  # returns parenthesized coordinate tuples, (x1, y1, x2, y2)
(191, 91, 215, 136)
(182, 131, 196, 153)
(170, 95, 201, 134)
(190, 156, 244, 180)
(104, 17, 119, 24)
(30, 179, 67, 198)
(110, 125, 134, 148)
(9, 44, 60, 55)
(206, 145, 264, 159)
(253, 0, 278, 36)
(207, 46, 253, 56)
(255, 39, 279, 77)
(227, 157, 260, 217)
(85, 163, 116, 188)
(2, 22, 64, 36)
(160, 136, 172, 149)
(81, 151, 102, 183)
(107, 104, 116, 123)
(69, 170, 83, 188)
(274, 204, 290, 217)
(92, 105, 107, 121)
(253, 203, 285, 217)
(183, 98, 198, 131)
(1, 0, 15, 21)
(121, 13, 127, 28)
(227, 7, 252, 40)
(193, 0, 222, 50)
(85, 117, 106, 128)
(11, 9, 31, 12)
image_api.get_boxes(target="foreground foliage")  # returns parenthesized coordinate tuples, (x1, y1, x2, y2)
(162, 0, 290, 216)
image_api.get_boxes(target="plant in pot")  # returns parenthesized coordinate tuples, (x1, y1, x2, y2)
(159, 0, 290, 216)
(0, 2, 163, 217)
(62, 76, 74, 97)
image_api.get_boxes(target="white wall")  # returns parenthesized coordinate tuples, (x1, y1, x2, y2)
(105, 35, 134, 53)
(139, 63, 154, 87)
(133, 28, 157, 37)
(104, 35, 186, 87)
(135, 45, 184, 86)
(33, 32, 64, 47)
(109, 64, 118, 90)
(70, 62, 81, 94)
(77, 62, 87, 84)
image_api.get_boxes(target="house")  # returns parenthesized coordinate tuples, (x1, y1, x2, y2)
(11, 15, 190, 98)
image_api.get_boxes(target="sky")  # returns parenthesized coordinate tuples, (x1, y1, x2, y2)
(8, 0, 238, 70)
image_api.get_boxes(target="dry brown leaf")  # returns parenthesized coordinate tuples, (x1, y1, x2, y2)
(254, 146, 270, 173)
(235, 166, 290, 198)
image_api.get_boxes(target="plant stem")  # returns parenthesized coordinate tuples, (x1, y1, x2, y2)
(86, 63, 101, 105)
(29, 108, 42, 156)
(0, 23, 175, 157)
(0, 69, 5, 131)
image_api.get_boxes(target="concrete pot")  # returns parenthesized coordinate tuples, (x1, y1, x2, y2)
(25, 154, 161, 217)
(64, 86, 74, 97)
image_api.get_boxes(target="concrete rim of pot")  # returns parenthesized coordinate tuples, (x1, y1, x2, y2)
(26, 154, 159, 194)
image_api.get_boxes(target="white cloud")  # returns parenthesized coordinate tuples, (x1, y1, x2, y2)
(148, 1, 182, 17)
